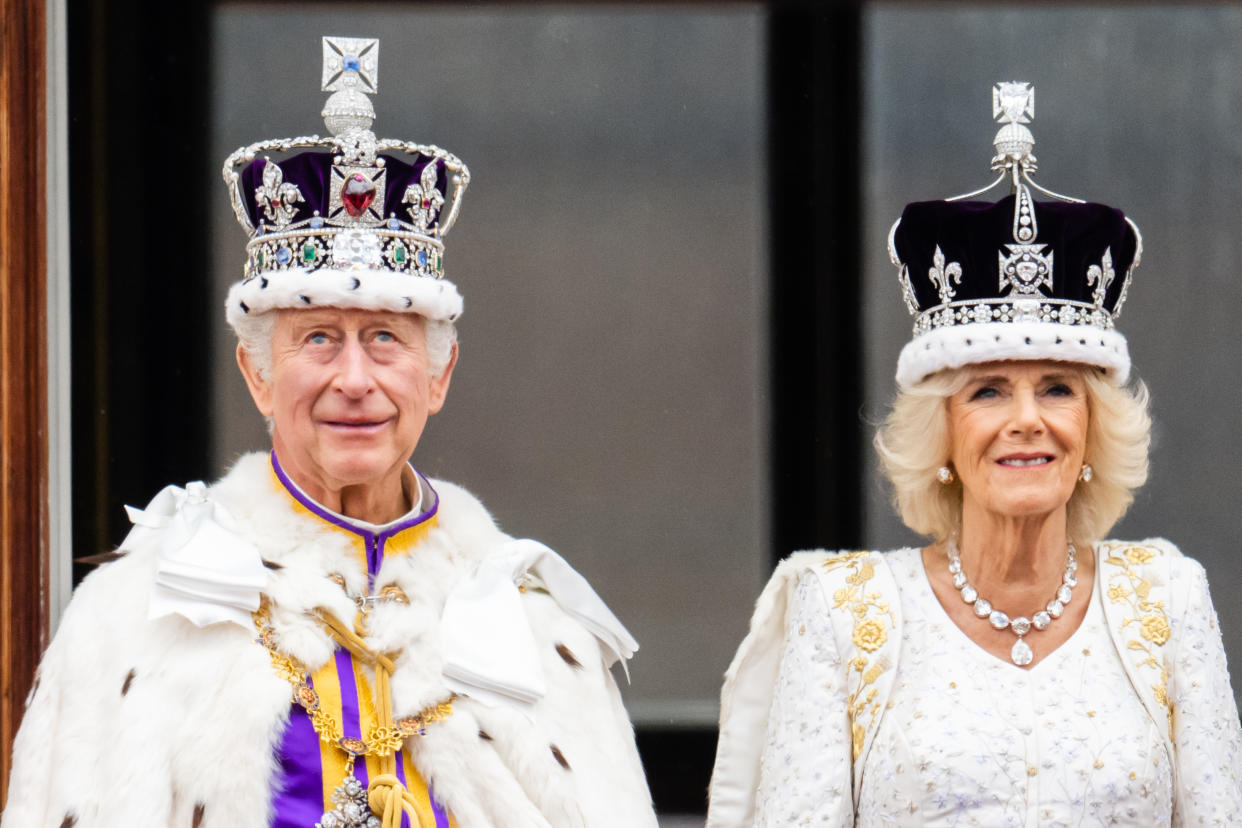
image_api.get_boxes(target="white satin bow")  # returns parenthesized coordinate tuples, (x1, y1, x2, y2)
(440, 538, 639, 711)
(126, 481, 268, 629)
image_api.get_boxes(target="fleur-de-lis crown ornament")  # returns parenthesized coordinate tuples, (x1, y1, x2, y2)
(221, 36, 471, 333)
(885, 82, 1143, 390)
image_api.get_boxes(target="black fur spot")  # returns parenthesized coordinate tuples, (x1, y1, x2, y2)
(299, 295, 312, 304)
(74, 550, 125, 566)
(555, 643, 582, 669)
(478, 729, 493, 741)
(350, 277, 361, 290)
(261, 558, 284, 571)
(121, 668, 136, 697)
(59, 815, 77, 828)
(550, 744, 571, 770)
(260, 277, 269, 289)
(192, 802, 206, 827)
(403, 297, 413, 309)
(239, 301, 250, 314)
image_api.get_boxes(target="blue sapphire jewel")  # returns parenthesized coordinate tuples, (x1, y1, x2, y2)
(276, 247, 292, 265)
(344, 55, 360, 72)
(416, 249, 428, 267)
(310, 215, 324, 229)
(388, 217, 400, 230)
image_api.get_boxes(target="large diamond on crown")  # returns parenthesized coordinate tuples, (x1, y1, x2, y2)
(331, 229, 385, 270)
(998, 243, 1053, 296)
(328, 165, 386, 225)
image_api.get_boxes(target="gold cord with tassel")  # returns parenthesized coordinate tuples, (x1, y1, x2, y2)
(255, 605, 454, 828)
(317, 611, 428, 828)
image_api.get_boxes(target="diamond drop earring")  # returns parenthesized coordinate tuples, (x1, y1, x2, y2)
(937, 466, 955, 485)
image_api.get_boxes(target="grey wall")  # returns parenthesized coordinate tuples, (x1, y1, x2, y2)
(862, 5, 1242, 705)
(208, 5, 767, 725)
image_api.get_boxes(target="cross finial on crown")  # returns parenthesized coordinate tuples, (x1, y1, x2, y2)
(322, 36, 379, 94)
(993, 82, 1034, 125)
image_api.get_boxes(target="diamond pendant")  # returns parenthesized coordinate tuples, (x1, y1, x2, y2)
(316, 772, 381, 828)
(1010, 637, 1034, 667)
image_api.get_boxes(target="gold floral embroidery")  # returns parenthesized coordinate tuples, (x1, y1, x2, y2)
(1104, 543, 1173, 735)
(822, 552, 895, 759)
(1140, 614, 1171, 645)
(1107, 583, 1131, 602)
(853, 618, 888, 651)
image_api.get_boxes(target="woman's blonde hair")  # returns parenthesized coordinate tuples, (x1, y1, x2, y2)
(874, 363, 1150, 544)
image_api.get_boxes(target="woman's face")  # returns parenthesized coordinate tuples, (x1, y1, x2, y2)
(946, 361, 1089, 525)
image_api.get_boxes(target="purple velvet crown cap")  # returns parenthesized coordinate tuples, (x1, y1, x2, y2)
(889, 192, 1142, 390)
(892, 195, 1139, 316)
(240, 151, 446, 230)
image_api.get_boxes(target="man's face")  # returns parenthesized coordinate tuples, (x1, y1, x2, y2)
(238, 308, 455, 504)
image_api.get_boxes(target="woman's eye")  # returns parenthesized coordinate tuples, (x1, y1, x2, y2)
(374, 331, 395, 343)
(970, 386, 998, 400)
(308, 332, 330, 345)
(1046, 383, 1074, 397)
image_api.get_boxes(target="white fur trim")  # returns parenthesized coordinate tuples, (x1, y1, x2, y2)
(224, 267, 464, 333)
(896, 321, 1130, 389)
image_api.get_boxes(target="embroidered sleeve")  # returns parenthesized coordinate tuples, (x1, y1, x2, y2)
(1169, 558, 1242, 826)
(754, 572, 853, 825)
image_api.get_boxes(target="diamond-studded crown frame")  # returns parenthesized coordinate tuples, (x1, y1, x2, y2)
(886, 81, 1143, 389)
(221, 36, 472, 328)
(222, 137, 470, 240)
(888, 195, 1142, 339)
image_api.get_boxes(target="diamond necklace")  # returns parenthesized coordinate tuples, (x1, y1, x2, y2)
(945, 537, 1078, 666)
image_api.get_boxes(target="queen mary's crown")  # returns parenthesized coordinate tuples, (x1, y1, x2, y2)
(221, 36, 470, 330)
(887, 82, 1143, 390)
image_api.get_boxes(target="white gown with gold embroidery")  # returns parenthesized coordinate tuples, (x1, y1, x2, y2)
(715, 544, 1241, 828)
(855, 547, 1172, 826)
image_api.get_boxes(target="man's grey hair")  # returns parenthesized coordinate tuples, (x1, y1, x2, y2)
(233, 309, 457, 380)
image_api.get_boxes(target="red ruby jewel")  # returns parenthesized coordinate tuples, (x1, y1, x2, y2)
(341, 173, 376, 217)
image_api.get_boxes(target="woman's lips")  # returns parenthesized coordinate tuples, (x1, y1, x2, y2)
(996, 454, 1053, 467)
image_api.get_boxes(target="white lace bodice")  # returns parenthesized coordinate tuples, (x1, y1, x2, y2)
(856, 547, 1172, 826)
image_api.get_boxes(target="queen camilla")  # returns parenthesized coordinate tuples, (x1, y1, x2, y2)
(707, 83, 1242, 825)
(2, 37, 655, 828)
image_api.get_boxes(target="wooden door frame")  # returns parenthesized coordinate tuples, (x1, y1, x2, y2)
(0, 0, 50, 807)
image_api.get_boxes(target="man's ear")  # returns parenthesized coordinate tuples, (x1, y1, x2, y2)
(427, 343, 458, 415)
(236, 343, 274, 417)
